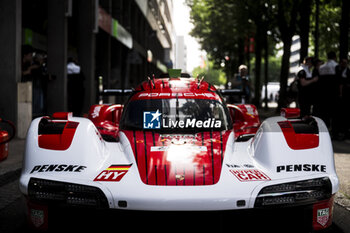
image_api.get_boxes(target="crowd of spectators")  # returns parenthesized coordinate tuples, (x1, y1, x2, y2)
(296, 51, 350, 140)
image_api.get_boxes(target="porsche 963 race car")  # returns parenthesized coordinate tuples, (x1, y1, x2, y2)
(19, 73, 338, 231)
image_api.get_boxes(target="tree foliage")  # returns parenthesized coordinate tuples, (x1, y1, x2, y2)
(186, 0, 348, 108)
(186, 0, 254, 78)
(310, 0, 341, 60)
(192, 60, 226, 86)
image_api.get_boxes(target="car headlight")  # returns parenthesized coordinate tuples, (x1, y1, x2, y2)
(28, 178, 109, 208)
(254, 177, 332, 207)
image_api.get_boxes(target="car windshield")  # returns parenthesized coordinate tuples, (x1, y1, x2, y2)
(120, 98, 232, 132)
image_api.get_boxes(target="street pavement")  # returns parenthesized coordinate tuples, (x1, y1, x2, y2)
(0, 114, 349, 232)
(332, 140, 350, 233)
(0, 139, 24, 209)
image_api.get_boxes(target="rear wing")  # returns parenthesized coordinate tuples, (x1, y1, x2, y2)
(218, 89, 245, 104)
(101, 89, 133, 96)
(99, 88, 246, 104)
(99, 89, 133, 104)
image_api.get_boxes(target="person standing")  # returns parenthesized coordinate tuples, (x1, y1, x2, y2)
(31, 52, 51, 117)
(234, 65, 251, 103)
(297, 57, 318, 119)
(21, 45, 39, 82)
(67, 58, 84, 116)
(318, 51, 338, 128)
(311, 58, 323, 117)
(336, 58, 350, 139)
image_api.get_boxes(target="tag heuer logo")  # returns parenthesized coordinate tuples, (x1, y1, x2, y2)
(30, 209, 45, 228)
(317, 208, 329, 226)
(143, 110, 161, 129)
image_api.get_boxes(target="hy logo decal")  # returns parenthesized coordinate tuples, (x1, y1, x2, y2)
(94, 164, 132, 182)
(143, 110, 161, 129)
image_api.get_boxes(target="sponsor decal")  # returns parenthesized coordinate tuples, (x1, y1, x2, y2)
(91, 105, 102, 118)
(175, 174, 185, 181)
(151, 146, 207, 152)
(160, 134, 197, 140)
(30, 164, 86, 173)
(317, 208, 329, 226)
(230, 169, 271, 182)
(143, 110, 161, 129)
(138, 93, 215, 98)
(227, 164, 240, 168)
(276, 164, 326, 173)
(163, 118, 221, 129)
(226, 164, 254, 168)
(143, 109, 222, 130)
(94, 164, 132, 182)
(160, 134, 198, 145)
(244, 105, 258, 117)
(30, 209, 45, 228)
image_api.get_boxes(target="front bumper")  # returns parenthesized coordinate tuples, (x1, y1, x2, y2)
(26, 176, 334, 211)
(24, 176, 336, 231)
(25, 197, 335, 232)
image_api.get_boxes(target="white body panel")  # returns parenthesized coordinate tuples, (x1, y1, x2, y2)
(19, 116, 339, 211)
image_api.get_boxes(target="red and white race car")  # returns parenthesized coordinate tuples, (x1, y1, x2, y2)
(19, 73, 338, 231)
